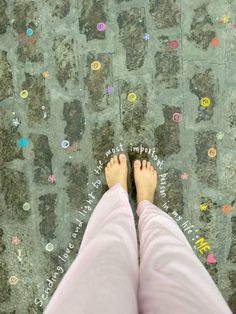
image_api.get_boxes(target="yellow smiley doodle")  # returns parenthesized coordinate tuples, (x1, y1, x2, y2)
(20, 90, 29, 99)
(127, 92, 137, 102)
(200, 97, 211, 107)
(91, 61, 101, 71)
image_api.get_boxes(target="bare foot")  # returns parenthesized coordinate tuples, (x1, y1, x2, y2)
(105, 154, 128, 192)
(133, 159, 157, 204)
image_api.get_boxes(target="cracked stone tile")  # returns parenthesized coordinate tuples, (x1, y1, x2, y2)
(52, 36, 79, 88)
(194, 131, 218, 188)
(189, 67, 216, 123)
(63, 99, 85, 151)
(63, 162, 89, 209)
(38, 193, 57, 241)
(154, 105, 181, 158)
(0, 167, 29, 221)
(79, 0, 107, 42)
(150, 0, 180, 29)
(29, 134, 53, 184)
(186, 3, 216, 50)
(0, 52, 14, 102)
(0, 0, 9, 34)
(117, 7, 146, 71)
(85, 53, 112, 112)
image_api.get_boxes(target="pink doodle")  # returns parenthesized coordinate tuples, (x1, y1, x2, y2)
(168, 40, 179, 49)
(207, 253, 217, 264)
(181, 172, 189, 180)
(96, 22, 106, 32)
(48, 174, 56, 183)
(172, 112, 182, 122)
(11, 235, 21, 245)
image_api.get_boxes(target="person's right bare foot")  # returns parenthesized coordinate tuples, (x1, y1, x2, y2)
(133, 159, 157, 204)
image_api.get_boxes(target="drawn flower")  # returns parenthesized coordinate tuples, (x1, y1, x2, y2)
(11, 235, 21, 245)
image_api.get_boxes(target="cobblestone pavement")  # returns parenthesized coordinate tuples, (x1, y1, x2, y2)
(0, 0, 236, 313)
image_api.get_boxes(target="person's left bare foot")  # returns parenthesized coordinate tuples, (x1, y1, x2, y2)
(105, 154, 128, 192)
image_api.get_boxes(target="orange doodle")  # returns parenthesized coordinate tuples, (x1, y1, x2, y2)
(210, 37, 219, 46)
(222, 204, 232, 214)
(208, 147, 217, 158)
(42, 71, 49, 78)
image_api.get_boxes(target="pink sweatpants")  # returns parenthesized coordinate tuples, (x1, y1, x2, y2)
(44, 183, 232, 314)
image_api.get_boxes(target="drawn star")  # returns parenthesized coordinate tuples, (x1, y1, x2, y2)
(11, 235, 21, 245)
(143, 33, 150, 41)
(216, 131, 224, 140)
(12, 118, 20, 127)
(180, 172, 189, 180)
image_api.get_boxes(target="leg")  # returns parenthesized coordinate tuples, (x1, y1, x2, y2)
(137, 201, 232, 314)
(44, 154, 138, 314)
(133, 159, 232, 314)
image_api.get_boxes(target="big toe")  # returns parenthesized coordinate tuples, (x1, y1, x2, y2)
(119, 153, 126, 163)
(134, 160, 141, 169)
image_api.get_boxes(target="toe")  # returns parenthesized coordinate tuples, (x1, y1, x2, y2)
(110, 157, 114, 165)
(107, 161, 111, 168)
(142, 160, 147, 168)
(119, 153, 126, 163)
(147, 161, 151, 169)
(134, 159, 141, 169)
(113, 155, 118, 163)
(151, 166, 156, 174)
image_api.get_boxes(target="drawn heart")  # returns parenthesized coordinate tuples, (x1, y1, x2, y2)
(207, 253, 217, 264)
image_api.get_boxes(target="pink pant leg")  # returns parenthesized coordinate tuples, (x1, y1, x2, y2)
(137, 200, 232, 314)
(44, 183, 138, 314)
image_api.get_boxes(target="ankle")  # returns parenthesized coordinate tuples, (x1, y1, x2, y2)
(137, 193, 154, 204)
